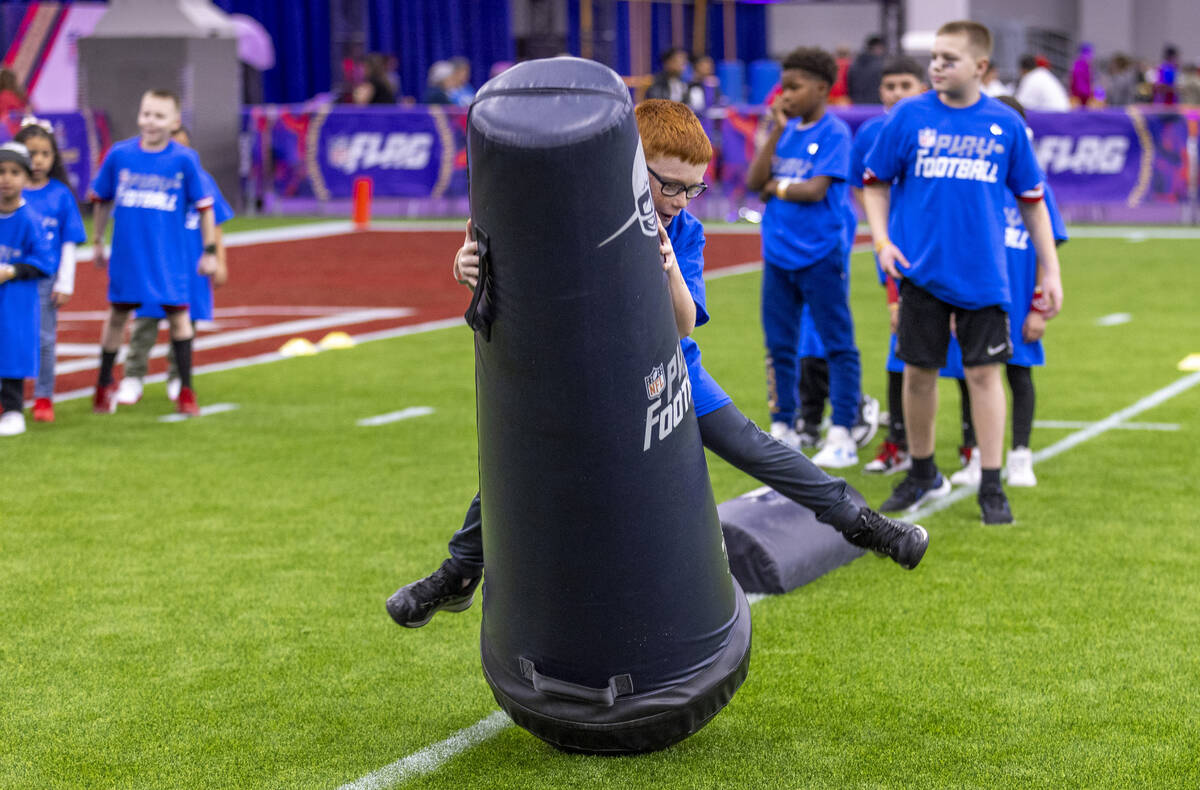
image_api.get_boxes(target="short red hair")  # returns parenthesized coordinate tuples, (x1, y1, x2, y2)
(634, 99, 713, 166)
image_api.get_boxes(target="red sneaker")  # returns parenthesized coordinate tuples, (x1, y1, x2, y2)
(176, 386, 200, 416)
(862, 440, 911, 475)
(93, 382, 119, 414)
(33, 398, 55, 423)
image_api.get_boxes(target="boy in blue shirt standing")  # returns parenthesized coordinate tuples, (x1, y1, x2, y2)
(862, 21, 1064, 524)
(120, 126, 233, 406)
(747, 47, 864, 470)
(0, 142, 55, 436)
(90, 90, 217, 416)
(386, 100, 929, 628)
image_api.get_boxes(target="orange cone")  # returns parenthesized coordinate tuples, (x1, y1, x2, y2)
(352, 176, 373, 229)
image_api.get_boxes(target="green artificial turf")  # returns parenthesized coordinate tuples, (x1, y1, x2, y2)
(1, 232, 1198, 789)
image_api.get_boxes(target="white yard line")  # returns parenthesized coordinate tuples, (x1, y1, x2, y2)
(903, 371, 1200, 523)
(356, 407, 435, 427)
(1096, 312, 1133, 326)
(334, 371, 1200, 789)
(334, 711, 513, 790)
(51, 308, 413, 376)
(1034, 419, 1180, 431)
(157, 403, 240, 422)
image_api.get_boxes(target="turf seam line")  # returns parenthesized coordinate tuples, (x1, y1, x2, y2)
(902, 370, 1200, 523)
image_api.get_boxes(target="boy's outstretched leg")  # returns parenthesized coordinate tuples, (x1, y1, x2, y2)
(698, 403, 928, 569)
(387, 493, 484, 627)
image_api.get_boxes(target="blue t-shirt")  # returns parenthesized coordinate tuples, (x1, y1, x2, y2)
(850, 112, 890, 286)
(139, 170, 234, 321)
(90, 138, 212, 307)
(762, 112, 852, 270)
(1004, 182, 1068, 367)
(667, 209, 731, 418)
(863, 91, 1045, 309)
(22, 179, 86, 276)
(0, 203, 55, 378)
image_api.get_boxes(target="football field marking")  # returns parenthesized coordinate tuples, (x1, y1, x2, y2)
(158, 403, 240, 422)
(357, 407, 435, 427)
(1034, 419, 1180, 431)
(1096, 312, 1132, 326)
(334, 711, 513, 790)
(342, 371, 1200, 789)
(903, 370, 1200, 523)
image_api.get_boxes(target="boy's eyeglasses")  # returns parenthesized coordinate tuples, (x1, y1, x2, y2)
(647, 167, 707, 199)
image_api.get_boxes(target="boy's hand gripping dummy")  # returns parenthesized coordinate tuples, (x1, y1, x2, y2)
(465, 57, 751, 755)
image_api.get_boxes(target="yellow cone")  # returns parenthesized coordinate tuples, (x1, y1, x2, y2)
(317, 331, 356, 350)
(280, 337, 319, 357)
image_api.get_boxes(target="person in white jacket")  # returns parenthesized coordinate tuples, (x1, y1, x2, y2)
(1015, 54, 1070, 111)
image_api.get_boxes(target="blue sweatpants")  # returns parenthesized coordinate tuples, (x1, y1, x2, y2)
(762, 249, 861, 428)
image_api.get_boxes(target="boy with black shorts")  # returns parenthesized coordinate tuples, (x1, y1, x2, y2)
(386, 100, 929, 628)
(90, 90, 217, 416)
(862, 21, 1063, 524)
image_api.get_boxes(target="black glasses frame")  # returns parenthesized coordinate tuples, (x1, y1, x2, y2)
(647, 166, 708, 199)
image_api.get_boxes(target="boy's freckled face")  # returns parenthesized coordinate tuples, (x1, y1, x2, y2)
(646, 155, 707, 227)
(778, 69, 827, 119)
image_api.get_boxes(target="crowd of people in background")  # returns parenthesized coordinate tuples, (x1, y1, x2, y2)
(328, 36, 1199, 113)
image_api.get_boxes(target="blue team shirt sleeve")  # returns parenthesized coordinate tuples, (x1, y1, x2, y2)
(863, 104, 911, 183)
(181, 149, 213, 209)
(809, 122, 851, 182)
(201, 171, 235, 225)
(1045, 183, 1068, 243)
(849, 116, 882, 188)
(21, 211, 55, 275)
(59, 186, 87, 243)
(1005, 119, 1044, 198)
(90, 149, 117, 200)
(667, 212, 710, 328)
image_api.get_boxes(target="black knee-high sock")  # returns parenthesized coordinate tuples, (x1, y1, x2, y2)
(98, 350, 118, 387)
(1007, 364, 1035, 448)
(957, 378, 976, 447)
(172, 338, 193, 389)
(887, 369, 906, 446)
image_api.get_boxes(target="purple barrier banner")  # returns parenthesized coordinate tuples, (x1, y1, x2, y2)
(715, 105, 1196, 209)
(0, 110, 112, 203)
(243, 104, 469, 202)
(243, 103, 1197, 215)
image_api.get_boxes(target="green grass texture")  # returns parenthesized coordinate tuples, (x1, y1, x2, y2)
(2, 232, 1198, 789)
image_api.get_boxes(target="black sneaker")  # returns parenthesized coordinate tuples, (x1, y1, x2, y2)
(978, 488, 1014, 525)
(843, 508, 929, 570)
(880, 472, 952, 512)
(386, 559, 481, 628)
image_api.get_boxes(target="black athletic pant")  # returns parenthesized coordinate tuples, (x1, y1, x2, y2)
(1007, 364, 1035, 448)
(446, 402, 863, 578)
(798, 357, 829, 430)
(0, 378, 22, 413)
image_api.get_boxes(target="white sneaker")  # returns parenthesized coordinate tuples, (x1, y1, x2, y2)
(0, 410, 26, 436)
(950, 450, 981, 486)
(769, 421, 801, 449)
(850, 394, 881, 448)
(1006, 446, 1037, 487)
(166, 377, 182, 402)
(812, 425, 858, 468)
(116, 377, 144, 405)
